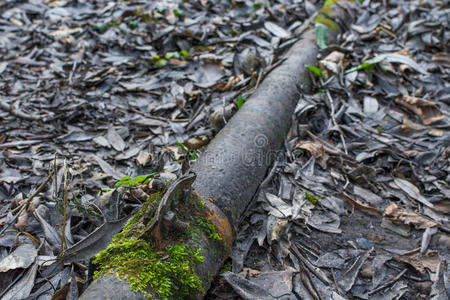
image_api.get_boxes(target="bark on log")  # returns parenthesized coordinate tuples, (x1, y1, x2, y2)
(79, 1, 356, 299)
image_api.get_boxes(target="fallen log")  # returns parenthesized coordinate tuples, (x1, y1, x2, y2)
(79, 1, 357, 299)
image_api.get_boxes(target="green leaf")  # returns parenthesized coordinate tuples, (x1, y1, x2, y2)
(236, 95, 245, 109)
(174, 9, 184, 17)
(93, 23, 110, 34)
(115, 176, 132, 188)
(345, 54, 387, 74)
(305, 192, 320, 205)
(315, 23, 329, 50)
(306, 65, 323, 77)
(127, 20, 139, 29)
(176, 142, 189, 152)
(133, 172, 158, 184)
(153, 58, 168, 68)
(189, 151, 197, 160)
(253, 2, 263, 9)
(180, 50, 190, 57)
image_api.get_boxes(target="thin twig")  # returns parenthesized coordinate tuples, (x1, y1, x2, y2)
(368, 268, 407, 295)
(0, 99, 53, 122)
(320, 78, 348, 154)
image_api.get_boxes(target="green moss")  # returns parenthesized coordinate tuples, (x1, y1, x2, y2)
(196, 217, 222, 242)
(315, 0, 356, 32)
(93, 192, 205, 299)
(219, 261, 232, 274)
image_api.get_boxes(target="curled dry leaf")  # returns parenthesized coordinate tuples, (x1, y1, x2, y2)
(295, 141, 329, 169)
(396, 250, 440, 274)
(319, 51, 346, 79)
(395, 95, 444, 125)
(383, 203, 438, 229)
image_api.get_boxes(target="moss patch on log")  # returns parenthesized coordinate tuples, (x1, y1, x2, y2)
(93, 189, 226, 299)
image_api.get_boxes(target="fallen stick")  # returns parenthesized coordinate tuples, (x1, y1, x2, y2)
(79, 1, 357, 299)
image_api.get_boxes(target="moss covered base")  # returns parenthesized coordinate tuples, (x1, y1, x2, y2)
(93, 188, 226, 300)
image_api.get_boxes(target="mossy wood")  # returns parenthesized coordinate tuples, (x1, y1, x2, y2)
(80, 1, 356, 299)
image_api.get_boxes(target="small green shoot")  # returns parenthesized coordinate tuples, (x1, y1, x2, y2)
(176, 142, 197, 160)
(345, 54, 387, 74)
(236, 95, 245, 109)
(115, 173, 158, 188)
(305, 192, 320, 205)
(173, 9, 184, 17)
(180, 50, 190, 58)
(253, 2, 263, 9)
(127, 20, 139, 29)
(93, 21, 121, 33)
(315, 23, 329, 49)
(374, 125, 384, 134)
(152, 54, 168, 67)
(306, 65, 323, 78)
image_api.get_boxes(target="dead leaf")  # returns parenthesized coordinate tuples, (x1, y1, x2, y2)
(396, 250, 440, 274)
(107, 126, 126, 152)
(342, 192, 381, 214)
(0, 243, 37, 272)
(383, 203, 438, 229)
(395, 95, 444, 125)
(296, 141, 329, 169)
(136, 150, 152, 166)
(393, 178, 434, 208)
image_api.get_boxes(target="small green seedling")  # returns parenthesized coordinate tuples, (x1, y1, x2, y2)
(305, 192, 320, 205)
(236, 95, 245, 109)
(345, 54, 387, 74)
(93, 21, 121, 33)
(306, 65, 323, 78)
(115, 172, 158, 188)
(176, 142, 197, 160)
(173, 9, 184, 17)
(253, 2, 263, 9)
(127, 20, 139, 29)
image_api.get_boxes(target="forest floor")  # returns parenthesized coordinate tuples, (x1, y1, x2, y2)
(0, 0, 449, 299)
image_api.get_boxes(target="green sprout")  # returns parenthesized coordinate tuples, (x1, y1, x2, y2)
(115, 172, 158, 188)
(305, 192, 320, 205)
(306, 65, 323, 78)
(236, 95, 245, 109)
(176, 142, 197, 160)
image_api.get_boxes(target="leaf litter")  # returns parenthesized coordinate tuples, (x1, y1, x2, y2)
(0, 0, 448, 299)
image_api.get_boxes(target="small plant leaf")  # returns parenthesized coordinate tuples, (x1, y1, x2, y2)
(153, 58, 168, 68)
(305, 192, 320, 205)
(315, 23, 328, 50)
(345, 54, 387, 74)
(306, 65, 323, 77)
(236, 95, 245, 109)
(180, 50, 190, 57)
(176, 142, 189, 152)
(174, 9, 184, 17)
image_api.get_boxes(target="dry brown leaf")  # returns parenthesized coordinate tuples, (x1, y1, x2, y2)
(295, 141, 329, 169)
(342, 192, 381, 214)
(383, 203, 438, 229)
(15, 211, 29, 232)
(184, 136, 209, 150)
(50, 276, 84, 300)
(241, 267, 261, 277)
(136, 150, 152, 166)
(396, 250, 440, 274)
(395, 95, 444, 125)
